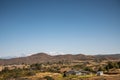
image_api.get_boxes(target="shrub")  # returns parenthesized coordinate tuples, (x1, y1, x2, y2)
(44, 76, 54, 80)
(26, 71, 36, 76)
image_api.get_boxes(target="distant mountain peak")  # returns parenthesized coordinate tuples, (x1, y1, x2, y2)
(29, 52, 51, 58)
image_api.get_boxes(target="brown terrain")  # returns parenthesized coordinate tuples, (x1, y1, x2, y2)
(0, 53, 120, 65)
(0, 53, 120, 80)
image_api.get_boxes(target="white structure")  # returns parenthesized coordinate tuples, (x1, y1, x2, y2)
(97, 71, 103, 76)
(66, 70, 91, 76)
(66, 70, 82, 75)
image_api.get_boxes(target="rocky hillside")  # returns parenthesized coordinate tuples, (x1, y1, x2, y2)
(0, 53, 120, 65)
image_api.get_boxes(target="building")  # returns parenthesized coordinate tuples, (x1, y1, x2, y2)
(66, 70, 82, 75)
(97, 71, 103, 76)
(66, 70, 91, 76)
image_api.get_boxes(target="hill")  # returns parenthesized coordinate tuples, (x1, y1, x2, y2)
(0, 53, 120, 65)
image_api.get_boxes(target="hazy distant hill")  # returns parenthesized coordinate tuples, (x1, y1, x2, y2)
(0, 53, 120, 65)
(95, 54, 120, 60)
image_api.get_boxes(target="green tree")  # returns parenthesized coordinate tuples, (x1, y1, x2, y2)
(98, 67, 105, 71)
(44, 76, 54, 80)
(107, 62, 114, 69)
(117, 61, 120, 68)
(84, 67, 93, 72)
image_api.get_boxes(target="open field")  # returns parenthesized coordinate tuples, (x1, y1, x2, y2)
(23, 72, 120, 80)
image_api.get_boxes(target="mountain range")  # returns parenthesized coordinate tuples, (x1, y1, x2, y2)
(0, 53, 120, 65)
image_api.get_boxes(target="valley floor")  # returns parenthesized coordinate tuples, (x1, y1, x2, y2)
(23, 72, 120, 80)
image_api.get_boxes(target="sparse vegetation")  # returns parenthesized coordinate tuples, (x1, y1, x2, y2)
(0, 68, 36, 80)
(0, 54, 120, 80)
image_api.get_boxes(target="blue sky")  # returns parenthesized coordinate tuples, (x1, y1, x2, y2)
(0, 0, 120, 57)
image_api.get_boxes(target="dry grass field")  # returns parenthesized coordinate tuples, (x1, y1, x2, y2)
(22, 72, 120, 80)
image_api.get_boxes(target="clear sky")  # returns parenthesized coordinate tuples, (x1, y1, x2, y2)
(0, 0, 120, 57)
